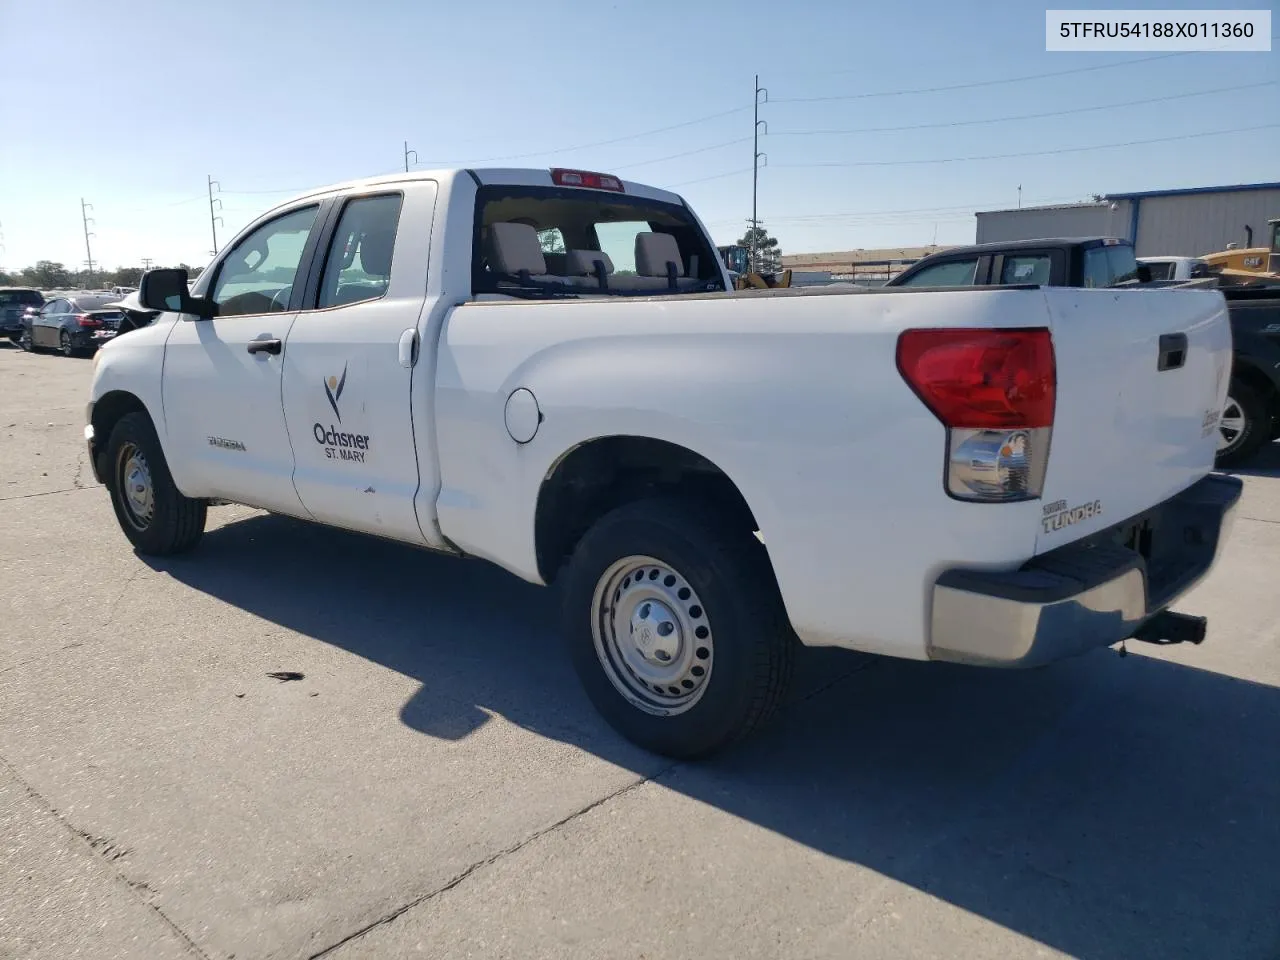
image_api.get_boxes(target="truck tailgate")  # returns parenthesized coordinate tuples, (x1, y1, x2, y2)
(1035, 286, 1232, 553)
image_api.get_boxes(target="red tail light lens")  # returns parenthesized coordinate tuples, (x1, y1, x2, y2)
(550, 168, 624, 192)
(75, 314, 101, 328)
(896, 328, 1056, 429)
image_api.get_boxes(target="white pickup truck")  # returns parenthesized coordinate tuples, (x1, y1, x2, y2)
(86, 167, 1243, 758)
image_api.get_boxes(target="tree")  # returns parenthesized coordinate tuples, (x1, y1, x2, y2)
(736, 225, 782, 273)
(110, 267, 144, 287)
(23, 261, 72, 289)
(0, 269, 14, 286)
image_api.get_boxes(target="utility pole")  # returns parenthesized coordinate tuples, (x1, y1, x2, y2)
(404, 140, 419, 172)
(141, 257, 153, 272)
(207, 175, 224, 257)
(751, 74, 768, 274)
(1017, 184, 1022, 209)
(80, 199, 96, 288)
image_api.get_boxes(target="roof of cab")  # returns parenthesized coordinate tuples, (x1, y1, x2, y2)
(274, 167, 684, 209)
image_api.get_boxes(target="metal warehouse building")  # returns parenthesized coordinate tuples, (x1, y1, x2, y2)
(975, 182, 1280, 258)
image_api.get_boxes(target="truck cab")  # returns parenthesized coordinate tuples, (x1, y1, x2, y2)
(886, 237, 1143, 289)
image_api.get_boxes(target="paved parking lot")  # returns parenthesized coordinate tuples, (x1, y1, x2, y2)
(2, 341, 1279, 960)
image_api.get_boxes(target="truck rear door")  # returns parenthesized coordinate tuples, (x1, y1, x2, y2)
(1034, 286, 1232, 553)
(281, 182, 438, 545)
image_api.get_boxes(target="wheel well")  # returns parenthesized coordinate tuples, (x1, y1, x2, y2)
(90, 391, 149, 479)
(535, 437, 759, 585)
(1232, 362, 1279, 412)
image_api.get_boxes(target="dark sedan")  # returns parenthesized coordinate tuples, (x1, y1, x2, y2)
(20, 294, 126, 356)
(0, 287, 45, 343)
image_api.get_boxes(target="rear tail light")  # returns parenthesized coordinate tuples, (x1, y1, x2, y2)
(75, 314, 101, 328)
(550, 168, 624, 192)
(896, 327, 1056, 502)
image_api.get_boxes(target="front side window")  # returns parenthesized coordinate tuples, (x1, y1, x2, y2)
(211, 205, 319, 318)
(898, 258, 979, 287)
(317, 194, 404, 309)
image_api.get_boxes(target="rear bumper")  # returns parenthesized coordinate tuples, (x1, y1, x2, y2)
(928, 473, 1243, 667)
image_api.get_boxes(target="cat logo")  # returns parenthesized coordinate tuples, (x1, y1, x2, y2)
(324, 364, 348, 422)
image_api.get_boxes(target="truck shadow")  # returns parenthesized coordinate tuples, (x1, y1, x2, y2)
(1221, 440, 1280, 478)
(145, 512, 1280, 960)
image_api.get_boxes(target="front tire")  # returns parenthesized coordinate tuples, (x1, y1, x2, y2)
(1215, 380, 1272, 468)
(18, 331, 34, 352)
(105, 412, 206, 555)
(561, 498, 795, 759)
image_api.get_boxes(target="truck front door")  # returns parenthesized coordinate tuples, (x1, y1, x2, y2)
(280, 183, 437, 545)
(161, 204, 322, 514)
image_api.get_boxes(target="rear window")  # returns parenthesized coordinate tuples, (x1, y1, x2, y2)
(1142, 261, 1173, 280)
(471, 185, 725, 298)
(0, 290, 43, 306)
(1106, 244, 1139, 284)
(71, 295, 121, 311)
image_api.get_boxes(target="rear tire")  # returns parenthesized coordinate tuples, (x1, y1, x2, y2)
(560, 497, 795, 759)
(1215, 379, 1272, 468)
(105, 412, 206, 555)
(59, 330, 75, 357)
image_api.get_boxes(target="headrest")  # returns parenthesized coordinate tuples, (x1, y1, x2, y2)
(487, 222, 547, 275)
(358, 229, 396, 277)
(635, 232, 685, 277)
(565, 249, 615, 276)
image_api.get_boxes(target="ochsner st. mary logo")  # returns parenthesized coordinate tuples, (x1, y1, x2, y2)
(314, 362, 371, 462)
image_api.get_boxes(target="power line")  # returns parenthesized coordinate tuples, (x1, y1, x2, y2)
(775, 122, 1279, 169)
(665, 167, 756, 188)
(613, 136, 753, 171)
(410, 104, 752, 167)
(772, 81, 1277, 136)
(769, 45, 1270, 103)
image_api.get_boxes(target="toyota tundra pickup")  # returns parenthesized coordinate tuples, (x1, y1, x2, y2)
(85, 167, 1242, 758)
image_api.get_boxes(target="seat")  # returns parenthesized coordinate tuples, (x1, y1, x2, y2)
(329, 227, 396, 306)
(633, 232, 702, 291)
(486, 222, 550, 279)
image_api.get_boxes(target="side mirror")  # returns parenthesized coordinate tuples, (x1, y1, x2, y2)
(1136, 264, 1152, 283)
(139, 268, 215, 319)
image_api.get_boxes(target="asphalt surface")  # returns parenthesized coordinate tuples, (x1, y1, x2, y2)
(1, 340, 1278, 960)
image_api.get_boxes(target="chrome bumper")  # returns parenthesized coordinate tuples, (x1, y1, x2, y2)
(929, 474, 1243, 667)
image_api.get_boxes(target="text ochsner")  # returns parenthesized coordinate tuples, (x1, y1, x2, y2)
(314, 423, 370, 463)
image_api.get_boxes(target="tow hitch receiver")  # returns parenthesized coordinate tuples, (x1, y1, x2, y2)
(1130, 610, 1208, 646)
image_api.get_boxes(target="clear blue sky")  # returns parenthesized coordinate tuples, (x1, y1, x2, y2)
(0, 0, 1275, 271)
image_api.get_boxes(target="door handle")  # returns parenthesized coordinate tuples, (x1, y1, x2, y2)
(398, 328, 419, 368)
(247, 337, 282, 356)
(1157, 333, 1187, 372)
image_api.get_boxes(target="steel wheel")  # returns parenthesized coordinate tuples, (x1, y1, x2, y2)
(115, 442, 155, 531)
(59, 330, 74, 357)
(590, 555, 714, 717)
(1218, 395, 1245, 453)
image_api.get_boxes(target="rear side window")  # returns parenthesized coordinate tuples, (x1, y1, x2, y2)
(898, 258, 979, 287)
(999, 255, 1051, 285)
(1106, 244, 1139, 284)
(1082, 247, 1112, 288)
(317, 193, 404, 309)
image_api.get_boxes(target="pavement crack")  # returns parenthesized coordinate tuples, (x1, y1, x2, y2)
(0, 754, 212, 960)
(0, 486, 87, 502)
(308, 762, 679, 959)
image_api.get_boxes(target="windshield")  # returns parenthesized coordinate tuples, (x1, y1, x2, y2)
(472, 185, 725, 299)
